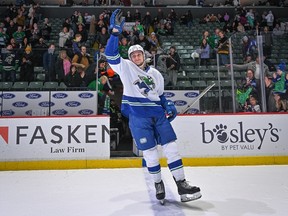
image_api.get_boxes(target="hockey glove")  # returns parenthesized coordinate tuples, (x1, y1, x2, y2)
(163, 100, 177, 122)
(109, 9, 125, 36)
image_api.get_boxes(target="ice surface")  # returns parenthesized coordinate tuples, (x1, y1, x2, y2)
(1, 165, 288, 216)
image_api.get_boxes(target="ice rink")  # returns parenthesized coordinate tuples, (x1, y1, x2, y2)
(1, 165, 287, 216)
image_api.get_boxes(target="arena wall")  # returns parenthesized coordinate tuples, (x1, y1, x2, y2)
(1, 114, 287, 171)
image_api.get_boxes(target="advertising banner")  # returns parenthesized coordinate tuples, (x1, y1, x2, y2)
(50, 91, 97, 116)
(172, 114, 288, 157)
(1, 91, 50, 116)
(0, 116, 110, 161)
(164, 90, 200, 114)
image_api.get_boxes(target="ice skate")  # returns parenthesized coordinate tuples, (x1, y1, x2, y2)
(176, 179, 202, 202)
(155, 180, 165, 205)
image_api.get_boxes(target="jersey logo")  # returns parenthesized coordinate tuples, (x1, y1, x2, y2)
(133, 75, 155, 96)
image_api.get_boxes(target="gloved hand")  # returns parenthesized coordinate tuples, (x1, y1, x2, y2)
(109, 9, 125, 36)
(163, 100, 177, 122)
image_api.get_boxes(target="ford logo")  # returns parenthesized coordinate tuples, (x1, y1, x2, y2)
(52, 93, 68, 99)
(26, 93, 42, 99)
(184, 92, 199, 98)
(1, 110, 15, 116)
(25, 110, 32, 116)
(78, 109, 94, 115)
(12, 101, 28, 107)
(1, 93, 16, 99)
(78, 92, 94, 99)
(39, 101, 55, 107)
(52, 109, 68, 115)
(174, 100, 187, 106)
(65, 101, 81, 107)
(163, 92, 175, 98)
(186, 108, 199, 114)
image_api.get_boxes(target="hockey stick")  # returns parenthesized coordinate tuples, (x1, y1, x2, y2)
(180, 83, 215, 114)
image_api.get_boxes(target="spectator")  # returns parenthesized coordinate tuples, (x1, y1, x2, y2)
(75, 24, 88, 43)
(119, 37, 130, 59)
(273, 23, 284, 37)
(16, 11, 25, 27)
(243, 95, 261, 112)
(64, 65, 83, 88)
(13, 26, 26, 45)
(72, 34, 82, 54)
(133, 9, 142, 21)
(261, 26, 273, 58)
(72, 45, 91, 72)
(0, 27, 9, 48)
(265, 10, 274, 31)
(217, 30, 229, 65)
(56, 50, 72, 83)
(88, 75, 114, 115)
(29, 23, 41, 45)
(273, 92, 287, 112)
(272, 62, 287, 94)
(94, 27, 109, 48)
(19, 52, 34, 82)
(0, 44, 19, 82)
(89, 15, 97, 36)
(32, 37, 48, 67)
(199, 38, 210, 68)
(265, 73, 277, 112)
(228, 56, 270, 82)
(6, 20, 17, 39)
(148, 32, 160, 49)
(59, 26, 70, 48)
(43, 44, 57, 81)
(142, 11, 152, 35)
(40, 18, 52, 41)
(135, 32, 151, 52)
(166, 46, 180, 86)
(93, 44, 106, 62)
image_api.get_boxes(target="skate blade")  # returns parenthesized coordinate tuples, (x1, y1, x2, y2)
(159, 199, 165, 205)
(180, 192, 202, 202)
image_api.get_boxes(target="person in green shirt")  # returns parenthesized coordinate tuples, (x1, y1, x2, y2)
(119, 37, 130, 59)
(88, 75, 114, 114)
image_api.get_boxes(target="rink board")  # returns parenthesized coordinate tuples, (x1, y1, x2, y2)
(0, 114, 288, 170)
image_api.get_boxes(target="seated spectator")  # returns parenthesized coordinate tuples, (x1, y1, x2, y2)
(135, 32, 151, 52)
(165, 22, 174, 35)
(148, 32, 160, 49)
(156, 23, 167, 36)
(273, 23, 284, 37)
(93, 44, 106, 62)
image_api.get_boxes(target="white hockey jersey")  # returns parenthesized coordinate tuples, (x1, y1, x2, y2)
(105, 35, 166, 118)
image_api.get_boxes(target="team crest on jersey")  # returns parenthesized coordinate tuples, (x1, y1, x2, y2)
(133, 75, 155, 96)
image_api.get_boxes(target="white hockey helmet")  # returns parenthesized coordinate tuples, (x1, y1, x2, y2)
(128, 44, 145, 60)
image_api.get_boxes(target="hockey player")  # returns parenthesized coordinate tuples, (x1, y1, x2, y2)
(105, 9, 201, 204)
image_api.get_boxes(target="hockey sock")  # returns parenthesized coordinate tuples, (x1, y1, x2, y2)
(162, 141, 185, 181)
(143, 146, 162, 183)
